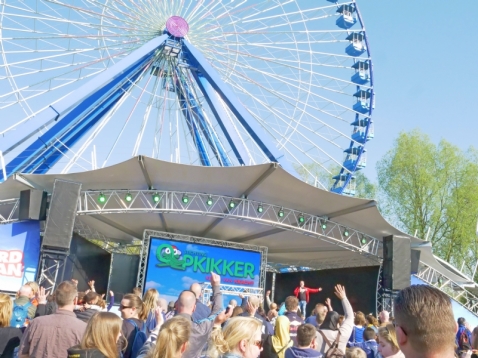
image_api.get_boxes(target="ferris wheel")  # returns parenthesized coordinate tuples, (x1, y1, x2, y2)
(0, 0, 374, 195)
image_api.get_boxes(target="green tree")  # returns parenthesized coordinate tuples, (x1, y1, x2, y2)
(377, 129, 478, 278)
(294, 162, 376, 199)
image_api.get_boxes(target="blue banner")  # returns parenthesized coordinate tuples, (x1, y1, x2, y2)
(144, 237, 262, 306)
(0, 221, 41, 292)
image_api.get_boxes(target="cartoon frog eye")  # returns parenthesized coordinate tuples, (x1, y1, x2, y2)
(174, 248, 180, 255)
(164, 247, 171, 255)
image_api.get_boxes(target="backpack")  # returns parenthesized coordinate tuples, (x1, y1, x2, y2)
(260, 334, 291, 358)
(126, 319, 147, 358)
(459, 328, 472, 351)
(10, 301, 32, 328)
(318, 330, 345, 358)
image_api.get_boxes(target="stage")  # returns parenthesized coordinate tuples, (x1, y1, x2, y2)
(0, 156, 477, 317)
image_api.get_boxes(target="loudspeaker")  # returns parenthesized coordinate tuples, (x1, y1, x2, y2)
(19, 189, 47, 221)
(42, 180, 82, 249)
(411, 249, 421, 274)
(109, 254, 140, 304)
(383, 235, 411, 290)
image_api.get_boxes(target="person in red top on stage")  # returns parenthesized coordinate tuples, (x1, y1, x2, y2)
(294, 281, 322, 316)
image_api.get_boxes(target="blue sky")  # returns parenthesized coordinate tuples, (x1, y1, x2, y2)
(357, 1, 478, 181)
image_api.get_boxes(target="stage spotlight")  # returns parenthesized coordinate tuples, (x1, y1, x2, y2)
(229, 200, 235, 209)
(98, 193, 106, 204)
(182, 194, 189, 204)
(321, 221, 327, 230)
(361, 236, 367, 245)
(257, 204, 263, 213)
(206, 196, 213, 206)
(278, 208, 284, 218)
(343, 229, 349, 237)
(298, 214, 305, 224)
(125, 192, 132, 202)
(152, 193, 160, 203)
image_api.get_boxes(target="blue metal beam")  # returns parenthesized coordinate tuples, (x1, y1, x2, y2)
(174, 68, 212, 166)
(1, 35, 168, 182)
(182, 41, 297, 175)
(193, 72, 249, 166)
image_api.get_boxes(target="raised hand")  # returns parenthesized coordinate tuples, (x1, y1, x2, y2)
(71, 279, 78, 286)
(210, 271, 221, 287)
(109, 290, 114, 297)
(37, 287, 49, 305)
(214, 308, 233, 325)
(247, 299, 257, 317)
(154, 306, 164, 329)
(334, 285, 346, 300)
(88, 280, 96, 291)
(325, 298, 331, 306)
(266, 290, 271, 296)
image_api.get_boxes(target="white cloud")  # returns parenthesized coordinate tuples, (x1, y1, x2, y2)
(185, 244, 207, 255)
(145, 281, 162, 290)
(182, 275, 199, 289)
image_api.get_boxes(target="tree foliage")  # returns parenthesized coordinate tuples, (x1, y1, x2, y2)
(377, 129, 478, 278)
(294, 163, 376, 200)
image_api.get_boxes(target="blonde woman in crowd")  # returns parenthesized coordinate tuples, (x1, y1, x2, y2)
(141, 288, 161, 335)
(377, 323, 405, 358)
(209, 316, 263, 358)
(142, 315, 190, 358)
(0, 293, 23, 358)
(68, 312, 125, 358)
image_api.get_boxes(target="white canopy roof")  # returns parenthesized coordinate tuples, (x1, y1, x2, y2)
(0, 156, 472, 284)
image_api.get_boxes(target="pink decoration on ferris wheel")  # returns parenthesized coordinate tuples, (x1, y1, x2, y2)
(166, 16, 189, 38)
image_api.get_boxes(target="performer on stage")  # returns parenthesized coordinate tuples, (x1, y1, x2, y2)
(293, 280, 322, 316)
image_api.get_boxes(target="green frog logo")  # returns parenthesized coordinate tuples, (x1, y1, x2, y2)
(156, 244, 185, 270)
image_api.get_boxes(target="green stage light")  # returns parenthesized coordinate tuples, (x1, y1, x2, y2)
(152, 193, 160, 203)
(321, 221, 327, 229)
(257, 204, 263, 213)
(229, 200, 235, 209)
(278, 208, 284, 218)
(98, 193, 106, 204)
(298, 214, 305, 223)
(361, 236, 367, 245)
(343, 229, 349, 237)
(182, 194, 189, 204)
(125, 192, 132, 202)
(206, 196, 213, 206)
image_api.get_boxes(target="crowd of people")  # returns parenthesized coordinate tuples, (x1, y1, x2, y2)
(0, 274, 477, 358)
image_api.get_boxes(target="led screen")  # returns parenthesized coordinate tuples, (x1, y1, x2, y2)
(0, 221, 41, 292)
(144, 237, 262, 307)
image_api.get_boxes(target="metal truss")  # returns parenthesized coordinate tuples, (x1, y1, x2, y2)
(37, 248, 68, 293)
(201, 282, 263, 305)
(415, 262, 478, 315)
(268, 258, 380, 273)
(375, 265, 397, 316)
(138, 230, 268, 294)
(78, 190, 382, 262)
(0, 198, 19, 224)
(73, 219, 142, 255)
